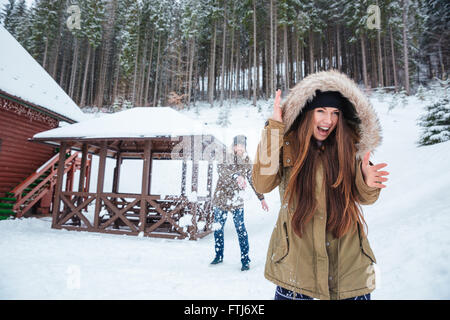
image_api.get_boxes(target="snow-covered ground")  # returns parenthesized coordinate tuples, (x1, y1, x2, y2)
(1, 91, 449, 299)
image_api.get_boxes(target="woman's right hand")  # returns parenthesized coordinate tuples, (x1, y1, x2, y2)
(271, 89, 283, 122)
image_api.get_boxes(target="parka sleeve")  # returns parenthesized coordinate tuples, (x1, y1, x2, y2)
(244, 162, 265, 201)
(355, 157, 381, 205)
(251, 119, 285, 194)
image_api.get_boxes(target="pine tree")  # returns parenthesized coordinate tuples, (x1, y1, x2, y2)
(418, 92, 450, 145)
(1, 0, 17, 32)
(28, 0, 62, 68)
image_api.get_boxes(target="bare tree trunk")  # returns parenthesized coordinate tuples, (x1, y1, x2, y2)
(402, 0, 410, 94)
(294, 30, 299, 83)
(51, 24, 63, 78)
(42, 37, 49, 71)
(187, 37, 196, 107)
(360, 33, 369, 89)
(309, 29, 314, 74)
(253, 0, 257, 106)
(235, 34, 240, 100)
(229, 16, 235, 100)
(59, 42, 67, 88)
(208, 21, 217, 106)
(112, 55, 121, 103)
(95, 0, 117, 108)
(138, 32, 149, 107)
(144, 31, 154, 106)
(377, 23, 384, 87)
(247, 49, 251, 100)
(327, 26, 333, 69)
(269, 0, 274, 96)
(69, 37, 79, 98)
(132, 26, 141, 105)
(337, 24, 342, 71)
(353, 42, 358, 81)
(383, 30, 390, 87)
(283, 24, 288, 92)
(438, 42, 445, 80)
(389, 25, 398, 91)
(80, 42, 91, 107)
(220, 1, 227, 107)
(371, 37, 377, 87)
(89, 47, 96, 107)
(153, 34, 161, 107)
(274, 1, 278, 90)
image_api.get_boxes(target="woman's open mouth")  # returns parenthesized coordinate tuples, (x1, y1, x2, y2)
(317, 126, 330, 137)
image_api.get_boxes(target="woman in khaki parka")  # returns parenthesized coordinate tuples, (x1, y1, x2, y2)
(252, 70, 389, 300)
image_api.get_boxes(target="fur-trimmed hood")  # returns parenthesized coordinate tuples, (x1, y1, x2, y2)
(281, 69, 382, 160)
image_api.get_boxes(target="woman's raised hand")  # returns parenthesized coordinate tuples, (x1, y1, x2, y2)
(361, 151, 389, 188)
(271, 89, 283, 122)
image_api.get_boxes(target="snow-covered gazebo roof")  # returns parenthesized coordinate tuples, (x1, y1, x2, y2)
(31, 107, 226, 158)
(33, 107, 215, 140)
(0, 25, 86, 123)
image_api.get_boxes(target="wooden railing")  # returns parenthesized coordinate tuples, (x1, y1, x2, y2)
(53, 192, 213, 240)
(11, 152, 89, 217)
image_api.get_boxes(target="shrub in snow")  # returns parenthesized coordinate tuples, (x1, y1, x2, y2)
(110, 97, 134, 113)
(216, 106, 231, 127)
(415, 85, 426, 101)
(388, 89, 408, 112)
(418, 95, 450, 146)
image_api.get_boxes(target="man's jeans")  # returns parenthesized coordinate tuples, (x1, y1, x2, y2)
(213, 207, 250, 265)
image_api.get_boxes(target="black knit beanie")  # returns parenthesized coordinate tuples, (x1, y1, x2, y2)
(303, 90, 360, 124)
(304, 90, 347, 111)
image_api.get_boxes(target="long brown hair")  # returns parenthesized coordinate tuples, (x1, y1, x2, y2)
(283, 109, 367, 239)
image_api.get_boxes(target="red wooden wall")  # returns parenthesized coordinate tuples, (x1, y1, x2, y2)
(0, 96, 58, 195)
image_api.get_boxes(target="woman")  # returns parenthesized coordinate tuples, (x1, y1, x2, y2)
(211, 135, 269, 271)
(252, 70, 389, 300)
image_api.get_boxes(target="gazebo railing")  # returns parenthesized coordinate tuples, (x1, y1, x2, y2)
(54, 191, 214, 240)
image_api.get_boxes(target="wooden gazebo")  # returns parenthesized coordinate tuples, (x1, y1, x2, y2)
(31, 107, 226, 240)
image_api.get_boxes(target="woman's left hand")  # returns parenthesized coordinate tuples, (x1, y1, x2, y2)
(361, 151, 389, 188)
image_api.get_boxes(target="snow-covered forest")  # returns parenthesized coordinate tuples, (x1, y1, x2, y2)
(0, 0, 448, 110)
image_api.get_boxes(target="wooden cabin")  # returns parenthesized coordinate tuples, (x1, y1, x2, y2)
(32, 107, 227, 240)
(0, 25, 87, 219)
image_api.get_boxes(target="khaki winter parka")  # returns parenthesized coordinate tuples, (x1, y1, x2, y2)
(252, 70, 383, 300)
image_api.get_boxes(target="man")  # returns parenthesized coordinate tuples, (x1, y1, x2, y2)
(211, 135, 269, 271)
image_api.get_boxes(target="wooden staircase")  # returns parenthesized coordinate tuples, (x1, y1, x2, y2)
(0, 151, 91, 220)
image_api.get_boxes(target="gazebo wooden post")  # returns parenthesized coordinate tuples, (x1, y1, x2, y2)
(189, 136, 200, 239)
(112, 151, 122, 194)
(112, 150, 122, 229)
(140, 140, 152, 233)
(181, 159, 187, 196)
(206, 161, 213, 199)
(77, 143, 88, 206)
(112, 151, 123, 229)
(84, 153, 92, 212)
(51, 142, 67, 228)
(93, 141, 107, 229)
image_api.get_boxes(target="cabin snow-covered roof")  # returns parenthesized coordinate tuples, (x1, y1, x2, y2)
(33, 107, 217, 140)
(0, 25, 86, 123)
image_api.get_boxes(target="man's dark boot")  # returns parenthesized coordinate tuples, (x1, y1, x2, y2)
(210, 256, 223, 265)
(241, 261, 250, 271)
